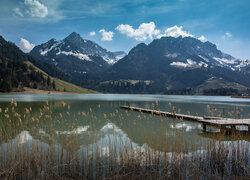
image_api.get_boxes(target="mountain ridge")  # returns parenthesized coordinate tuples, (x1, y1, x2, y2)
(31, 32, 126, 64)
(97, 36, 250, 94)
(28, 33, 250, 94)
(30, 32, 126, 82)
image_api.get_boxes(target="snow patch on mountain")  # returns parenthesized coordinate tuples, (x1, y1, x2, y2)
(198, 55, 209, 62)
(115, 55, 123, 61)
(170, 59, 196, 68)
(74, 70, 87, 74)
(213, 57, 236, 65)
(39, 40, 62, 56)
(235, 59, 250, 69)
(115, 54, 126, 61)
(102, 56, 116, 64)
(170, 58, 208, 68)
(102, 52, 126, 64)
(165, 53, 178, 58)
(56, 51, 92, 61)
(212, 57, 250, 71)
(198, 61, 208, 67)
(186, 59, 196, 65)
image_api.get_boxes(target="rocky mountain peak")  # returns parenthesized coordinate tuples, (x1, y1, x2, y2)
(65, 32, 81, 40)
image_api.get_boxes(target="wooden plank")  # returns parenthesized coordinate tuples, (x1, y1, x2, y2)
(199, 119, 250, 126)
(120, 106, 250, 130)
(120, 106, 203, 121)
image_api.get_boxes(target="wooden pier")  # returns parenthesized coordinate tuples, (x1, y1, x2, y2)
(120, 106, 250, 133)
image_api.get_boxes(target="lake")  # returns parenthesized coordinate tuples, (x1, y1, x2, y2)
(0, 94, 249, 179)
(0, 94, 250, 149)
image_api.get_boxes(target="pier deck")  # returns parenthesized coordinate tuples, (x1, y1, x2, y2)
(120, 106, 250, 133)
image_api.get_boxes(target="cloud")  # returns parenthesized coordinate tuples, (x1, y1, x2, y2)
(198, 35, 207, 42)
(89, 31, 96, 36)
(19, 38, 35, 53)
(116, 22, 160, 41)
(157, 25, 194, 38)
(24, 0, 48, 18)
(222, 32, 232, 39)
(225, 32, 232, 37)
(99, 29, 114, 41)
(11, 0, 64, 22)
(13, 8, 24, 17)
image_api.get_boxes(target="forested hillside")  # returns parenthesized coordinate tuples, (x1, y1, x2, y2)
(0, 36, 56, 92)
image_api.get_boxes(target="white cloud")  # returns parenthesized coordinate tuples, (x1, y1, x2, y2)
(11, 0, 64, 22)
(157, 25, 194, 38)
(225, 32, 232, 37)
(89, 31, 96, 36)
(19, 38, 35, 53)
(222, 32, 232, 39)
(198, 35, 207, 42)
(116, 22, 160, 41)
(13, 8, 24, 17)
(24, 0, 48, 18)
(99, 29, 114, 41)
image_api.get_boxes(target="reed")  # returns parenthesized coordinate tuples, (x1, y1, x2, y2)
(0, 100, 249, 179)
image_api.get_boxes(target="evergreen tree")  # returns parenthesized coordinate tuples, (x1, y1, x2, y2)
(33, 83, 37, 89)
(47, 76, 51, 86)
(52, 80, 56, 89)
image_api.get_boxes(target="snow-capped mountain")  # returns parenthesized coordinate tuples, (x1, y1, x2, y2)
(34, 32, 126, 64)
(197, 53, 249, 71)
(169, 55, 250, 71)
(146, 37, 249, 71)
(30, 32, 126, 76)
(101, 36, 250, 92)
(30, 33, 250, 94)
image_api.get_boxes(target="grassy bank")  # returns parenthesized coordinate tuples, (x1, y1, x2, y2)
(25, 61, 98, 94)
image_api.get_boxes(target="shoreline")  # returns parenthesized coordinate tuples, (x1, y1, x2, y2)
(1, 90, 248, 96)
(231, 96, 250, 99)
(4, 89, 90, 95)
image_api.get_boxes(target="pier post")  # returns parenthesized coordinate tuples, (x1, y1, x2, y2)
(231, 125, 236, 133)
(220, 125, 226, 135)
(202, 123, 206, 132)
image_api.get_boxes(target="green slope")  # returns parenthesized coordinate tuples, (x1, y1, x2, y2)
(26, 61, 99, 93)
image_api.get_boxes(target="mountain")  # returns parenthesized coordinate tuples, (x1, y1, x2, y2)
(29, 33, 250, 95)
(30, 32, 126, 79)
(241, 60, 250, 73)
(99, 36, 250, 94)
(0, 35, 95, 93)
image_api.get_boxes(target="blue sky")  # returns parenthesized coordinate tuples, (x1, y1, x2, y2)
(0, 0, 250, 59)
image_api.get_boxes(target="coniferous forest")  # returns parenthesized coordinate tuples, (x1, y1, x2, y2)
(0, 36, 55, 92)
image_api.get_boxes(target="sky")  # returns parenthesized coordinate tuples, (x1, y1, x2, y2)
(0, 0, 250, 59)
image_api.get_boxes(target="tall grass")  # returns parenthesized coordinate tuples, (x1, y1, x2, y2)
(0, 100, 249, 179)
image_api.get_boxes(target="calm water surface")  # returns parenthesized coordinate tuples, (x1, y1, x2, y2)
(0, 94, 249, 154)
